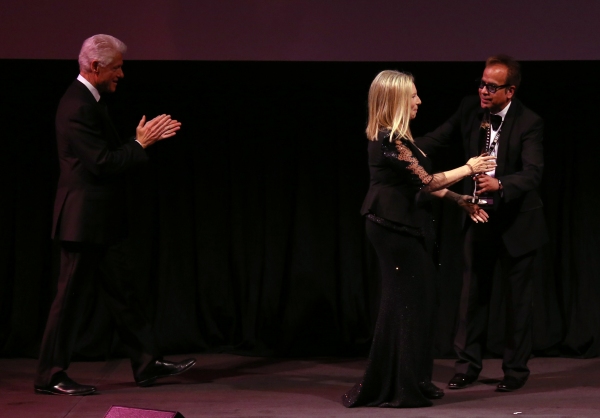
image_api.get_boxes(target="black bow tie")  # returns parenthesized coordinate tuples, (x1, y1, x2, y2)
(490, 114, 502, 130)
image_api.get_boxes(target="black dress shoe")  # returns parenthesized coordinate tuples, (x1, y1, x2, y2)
(34, 375, 96, 396)
(496, 376, 526, 392)
(136, 358, 196, 387)
(448, 373, 478, 389)
(418, 381, 444, 399)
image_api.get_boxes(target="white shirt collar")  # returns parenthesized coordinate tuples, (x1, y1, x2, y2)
(77, 74, 101, 102)
(493, 100, 511, 120)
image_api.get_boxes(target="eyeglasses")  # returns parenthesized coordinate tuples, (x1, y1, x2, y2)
(478, 80, 510, 94)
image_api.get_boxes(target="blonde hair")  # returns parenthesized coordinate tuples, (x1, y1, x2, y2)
(366, 70, 415, 142)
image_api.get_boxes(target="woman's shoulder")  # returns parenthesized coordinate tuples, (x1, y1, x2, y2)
(376, 129, 391, 142)
(376, 129, 412, 146)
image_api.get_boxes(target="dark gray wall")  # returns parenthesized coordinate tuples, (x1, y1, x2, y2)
(1, 0, 599, 61)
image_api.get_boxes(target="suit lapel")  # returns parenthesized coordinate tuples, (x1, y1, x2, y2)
(462, 107, 484, 198)
(468, 108, 484, 157)
(495, 99, 519, 176)
(97, 99, 123, 146)
(73, 81, 122, 146)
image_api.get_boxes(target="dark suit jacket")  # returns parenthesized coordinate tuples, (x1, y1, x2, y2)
(416, 96, 548, 257)
(52, 79, 148, 244)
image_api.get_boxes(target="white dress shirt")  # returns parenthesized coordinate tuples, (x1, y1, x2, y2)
(77, 74, 101, 102)
(486, 101, 512, 178)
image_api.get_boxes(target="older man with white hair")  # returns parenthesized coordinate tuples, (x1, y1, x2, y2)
(34, 34, 195, 396)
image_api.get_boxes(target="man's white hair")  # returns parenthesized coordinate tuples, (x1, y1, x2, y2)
(78, 34, 127, 73)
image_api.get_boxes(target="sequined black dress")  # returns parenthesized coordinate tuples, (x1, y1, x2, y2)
(343, 132, 437, 408)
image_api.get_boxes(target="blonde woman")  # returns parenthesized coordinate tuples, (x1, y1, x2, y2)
(342, 70, 495, 408)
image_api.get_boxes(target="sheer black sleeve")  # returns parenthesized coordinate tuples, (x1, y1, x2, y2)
(382, 139, 451, 192)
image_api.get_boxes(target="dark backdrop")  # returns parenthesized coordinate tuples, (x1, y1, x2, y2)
(1, 60, 599, 362)
(2, 0, 600, 61)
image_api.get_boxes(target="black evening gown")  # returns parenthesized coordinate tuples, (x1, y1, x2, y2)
(343, 134, 437, 408)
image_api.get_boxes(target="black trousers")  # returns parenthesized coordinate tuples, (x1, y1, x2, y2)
(35, 240, 159, 386)
(453, 220, 536, 381)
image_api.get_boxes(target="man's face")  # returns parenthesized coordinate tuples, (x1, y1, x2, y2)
(94, 52, 124, 94)
(479, 64, 514, 113)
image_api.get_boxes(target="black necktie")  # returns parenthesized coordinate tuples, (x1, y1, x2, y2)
(490, 114, 502, 130)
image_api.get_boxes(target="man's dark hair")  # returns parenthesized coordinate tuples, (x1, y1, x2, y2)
(486, 54, 521, 89)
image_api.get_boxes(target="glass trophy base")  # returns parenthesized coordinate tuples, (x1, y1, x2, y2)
(467, 196, 494, 206)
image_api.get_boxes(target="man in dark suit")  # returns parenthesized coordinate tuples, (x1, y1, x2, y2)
(34, 34, 195, 396)
(416, 55, 548, 392)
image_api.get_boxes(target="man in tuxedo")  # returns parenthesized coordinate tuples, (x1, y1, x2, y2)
(416, 55, 548, 392)
(34, 34, 195, 396)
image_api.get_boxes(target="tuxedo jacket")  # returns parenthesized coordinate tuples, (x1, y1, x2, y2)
(52, 79, 148, 245)
(416, 96, 548, 257)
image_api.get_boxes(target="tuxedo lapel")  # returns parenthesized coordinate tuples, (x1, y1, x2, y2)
(461, 108, 484, 198)
(495, 99, 519, 176)
(468, 108, 484, 157)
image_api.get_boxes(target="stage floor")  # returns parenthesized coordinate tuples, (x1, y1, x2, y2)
(1, 354, 599, 417)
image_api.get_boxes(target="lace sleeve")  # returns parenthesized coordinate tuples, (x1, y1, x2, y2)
(393, 141, 462, 192)
(394, 141, 433, 187)
(421, 172, 450, 192)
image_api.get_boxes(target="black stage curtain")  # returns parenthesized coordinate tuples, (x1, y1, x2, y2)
(1, 60, 598, 361)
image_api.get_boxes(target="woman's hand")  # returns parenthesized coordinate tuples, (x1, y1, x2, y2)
(466, 154, 497, 174)
(457, 195, 489, 223)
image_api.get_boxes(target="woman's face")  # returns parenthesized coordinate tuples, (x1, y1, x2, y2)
(410, 84, 421, 119)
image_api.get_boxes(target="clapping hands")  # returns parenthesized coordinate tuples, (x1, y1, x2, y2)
(135, 114, 182, 148)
